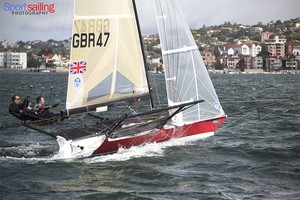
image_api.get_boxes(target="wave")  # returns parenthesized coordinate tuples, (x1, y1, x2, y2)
(0, 133, 212, 164)
(82, 133, 213, 163)
(0, 142, 57, 163)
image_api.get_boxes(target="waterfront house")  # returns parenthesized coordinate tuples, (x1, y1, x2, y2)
(265, 57, 282, 71)
(43, 53, 68, 66)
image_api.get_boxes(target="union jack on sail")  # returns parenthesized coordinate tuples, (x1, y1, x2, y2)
(70, 61, 87, 74)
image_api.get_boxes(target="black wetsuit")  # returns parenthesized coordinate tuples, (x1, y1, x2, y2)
(9, 101, 59, 121)
(9, 102, 43, 121)
(34, 107, 59, 119)
(8, 102, 32, 121)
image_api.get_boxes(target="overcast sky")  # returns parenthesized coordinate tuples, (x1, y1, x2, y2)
(1, 0, 299, 43)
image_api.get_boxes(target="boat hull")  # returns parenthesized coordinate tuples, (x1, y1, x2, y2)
(57, 116, 226, 158)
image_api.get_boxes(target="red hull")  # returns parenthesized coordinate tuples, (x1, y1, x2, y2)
(92, 116, 226, 156)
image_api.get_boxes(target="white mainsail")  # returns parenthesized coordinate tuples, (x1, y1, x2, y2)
(153, 0, 225, 123)
(66, 0, 149, 110)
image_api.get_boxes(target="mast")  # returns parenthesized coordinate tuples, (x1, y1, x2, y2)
(132, 0, 154, 110)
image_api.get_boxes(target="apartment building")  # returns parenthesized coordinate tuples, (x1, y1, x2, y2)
(244, 56, 263, 69)
(252, 57, 263, 69)
(0, 52, 27, 69)
(265, 57, 282, 71)
(265, 36, 287, 58)
(220, 56, 240, 69)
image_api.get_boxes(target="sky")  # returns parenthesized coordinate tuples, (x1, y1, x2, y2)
(0, 0, 299, 43)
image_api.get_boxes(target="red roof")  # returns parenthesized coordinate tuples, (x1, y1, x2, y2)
(43, 54, 55, 59)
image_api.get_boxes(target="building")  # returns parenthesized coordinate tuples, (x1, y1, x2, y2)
(265, 57, 282, 71)
(244, 56, 263, 69)
(220, 42, 261, 57)
(265, 36, 287, 58)
(249, 44, 262, 57)
(285, 40, 300, 56)
(219, 43, 239, 56)
(220, 56, 240, 69)
(250, 26, 263, 34)
(284, 59, 297, 70)
(252, 57, 263, 69)
(43, 53, 68, 66)
(0, 52, 27, 69)
(239, 43, 262, 57)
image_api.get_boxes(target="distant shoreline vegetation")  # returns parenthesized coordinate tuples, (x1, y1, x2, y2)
(0, 17, 300, 72)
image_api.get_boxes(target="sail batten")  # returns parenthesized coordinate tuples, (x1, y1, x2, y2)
(162, 46, 198, 56)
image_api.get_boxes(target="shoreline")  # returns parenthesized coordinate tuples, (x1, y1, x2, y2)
(0, 68, 299, 74)
(0, 67, 68, 73)
(209, 69, 300, 74)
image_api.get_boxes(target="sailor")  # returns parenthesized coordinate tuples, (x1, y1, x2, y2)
(8, 95, 34, 121)
(34, 96, 58, 118)
(34, 96, 46, 112)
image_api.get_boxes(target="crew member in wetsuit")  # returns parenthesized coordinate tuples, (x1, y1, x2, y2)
(34, 96, 58, 118)
(34, 96, 46, 112)
(8, 95, 33, 121)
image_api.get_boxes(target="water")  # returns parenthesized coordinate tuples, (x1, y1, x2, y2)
(0, 72, 299, 199)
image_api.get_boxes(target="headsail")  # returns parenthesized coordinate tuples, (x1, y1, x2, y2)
(66, 0, 149, 113)
(153, 0, 225, 123)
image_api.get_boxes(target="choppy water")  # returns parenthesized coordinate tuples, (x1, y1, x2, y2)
(0, 72, 299, 199)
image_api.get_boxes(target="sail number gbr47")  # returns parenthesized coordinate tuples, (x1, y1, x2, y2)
(72, 19, 110, 48)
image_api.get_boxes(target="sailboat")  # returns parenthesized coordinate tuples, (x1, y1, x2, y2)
(42, 0, 227, 158)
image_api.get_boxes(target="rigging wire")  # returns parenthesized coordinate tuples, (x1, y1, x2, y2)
(60, 0, 71, 40)
(260, 100, 295, 120)
(39, 86, 44, 96)
(148, 74, 166, 108)
(222, 98, 295, 129)
(48, 71, 57, 105)
(221, 98, 295, 104)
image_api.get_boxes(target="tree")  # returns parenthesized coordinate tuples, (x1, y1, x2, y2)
(237, 56, 246, 71)
(275, 20, 283, 25)
(213, 46, 220, 58)
(214, 60, 224, 70)
(27, 57, 41, 68)
(250, 34, 262, 42)
(257, 44, 271, 58)
(38, 48, 54, 56)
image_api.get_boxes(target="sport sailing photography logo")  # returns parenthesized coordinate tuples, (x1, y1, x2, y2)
(3, 2, 55, 15)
